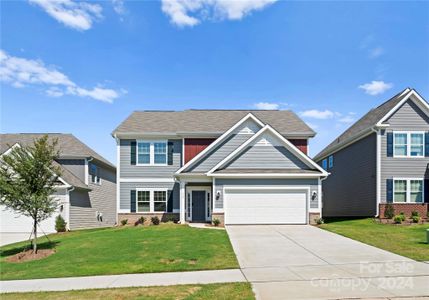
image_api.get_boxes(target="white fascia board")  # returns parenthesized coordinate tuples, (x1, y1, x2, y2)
(207, 125, 329, 176)
(0, 143, 21, 158)
(119, 178, 175, 183)
(175, 113, 265, 175)
(376, 89, 429, 126)
(209, 173, 325, 178)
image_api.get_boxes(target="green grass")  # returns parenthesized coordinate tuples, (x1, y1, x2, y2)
(320, 218, 429, 261)
(0, 224, 239, 281)
(0, 283, 255, 300)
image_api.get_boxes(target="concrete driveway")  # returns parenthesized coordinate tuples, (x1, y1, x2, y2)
(227, 225, 429, 300)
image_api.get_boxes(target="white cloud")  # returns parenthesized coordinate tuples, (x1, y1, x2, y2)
(369, 46, 384, 59)
(338, 115, 355, 124)
(161, 0, 277, 27)
(29, 0, 102, 31)
(300, 109, 335, 120)
(253, 102, 279, 110)
(112, 0, 126, 16)
(0, 50, 121, 103)
(359, 80, 393, 96)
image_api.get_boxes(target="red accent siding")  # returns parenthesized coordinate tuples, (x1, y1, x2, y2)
(288, 139, 308, 155)
(184, 138, 216, 164)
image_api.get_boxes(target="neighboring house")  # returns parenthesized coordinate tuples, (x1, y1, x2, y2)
(0, 133, 116, 245)
(112, 110, 328, 226)
(314, 88, 429, 218)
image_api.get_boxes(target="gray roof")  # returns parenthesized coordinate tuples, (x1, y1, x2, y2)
(112, 110, 315, 137)
(0, 133, 115, 169)
(214, 168, 322, 174)
(52, 160, 89, 190)
(314, 88, 411, 161)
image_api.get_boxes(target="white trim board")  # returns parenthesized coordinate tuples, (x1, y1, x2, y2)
(119, 178, 175, 183)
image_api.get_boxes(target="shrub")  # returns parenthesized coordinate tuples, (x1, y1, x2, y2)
(55, 215, 67, 232)
(399, 212, 406, 221)
(151, 216, 160, 225)
(134, 216, 145, 226)
(315, 218, 324, 225)
(163, 215, 176, 223)
(393, 215, 402, 224)
(121, 219, 128, 226)
(411, 211, 419, 217)
(384, 204, 395, 219)
(212, 218, 221, 227)
(412, 216, 420, 223)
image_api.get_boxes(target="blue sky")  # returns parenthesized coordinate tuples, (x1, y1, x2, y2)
(1, 0, 428, 164)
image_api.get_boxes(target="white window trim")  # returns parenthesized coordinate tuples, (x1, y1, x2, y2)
(393, 178, 424, 203)
(89, 163, 102, 185)
(393, 131, 425, 158)
(136, 188, 168, 213)
(136, 140, 168, 166)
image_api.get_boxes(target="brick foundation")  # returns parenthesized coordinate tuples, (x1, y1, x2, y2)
(379, 203, 428, 219)
(211, 213, 224, 226)
(118, 213, 179, 226)
(309, 213, 321, 225)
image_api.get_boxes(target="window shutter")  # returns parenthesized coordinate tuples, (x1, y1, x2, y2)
(386, 179, 393, 203)
(130, 141, 137, 165)
(386, 132, 393, 157)
(167, 189, 173, 212)
(425, 179, 429, 203)
(425, 132, 429, 157)
(167, 141, 174, 165)
(130, 190, 136, 212)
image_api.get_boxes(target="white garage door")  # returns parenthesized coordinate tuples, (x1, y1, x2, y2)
(224, 189, 307, 225)
(0, 205, 58, 234)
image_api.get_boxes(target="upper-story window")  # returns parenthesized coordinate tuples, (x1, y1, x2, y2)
(328, 155, 334, 169)
(393, 132, 425, 157)
(322, 159, 328, 170)
(137, 140, 167, 165)
(89, 163, 101, 184)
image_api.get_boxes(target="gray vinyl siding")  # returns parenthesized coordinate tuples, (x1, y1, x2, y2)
(69, 163, 116, 229)
(120, 139, 182, 178)
(57, 159, 85, 181)
(119, 181, 180, 211)
(319, 133, 377, 217)
(224, 145, 309, 170)
(187, 134, 251, 173)
(214, 178, 319, 210)
(380, 100, 429, 202)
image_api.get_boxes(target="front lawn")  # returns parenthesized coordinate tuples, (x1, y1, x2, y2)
(320, 218, 429, 261)
(0, 224, 239, 280)
(0, 283, 254, 300)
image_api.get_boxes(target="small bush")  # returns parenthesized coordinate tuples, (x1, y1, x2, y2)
(384, 204, 395, 219)
(412, 216, 420, 223)
(393, 215, 402, 224)
(55, 215, 67, 232)
(121, 219, 128, 226)
(151, 216, 160, 225)
(315, 218, 324, 225)
(399, 212, 406, 221)
(411, 211, 419, 217)
(163, 215, 176, 223)
(134, 216, 145, 226)
(212, 218, 221, 227)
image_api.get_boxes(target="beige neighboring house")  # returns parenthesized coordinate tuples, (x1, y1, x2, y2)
(0, 133, 116, 246)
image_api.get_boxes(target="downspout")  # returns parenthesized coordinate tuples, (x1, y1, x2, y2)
(371, 126, 381, 217)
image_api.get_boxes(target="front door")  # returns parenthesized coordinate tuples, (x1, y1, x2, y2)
(192, 191, 206, 222)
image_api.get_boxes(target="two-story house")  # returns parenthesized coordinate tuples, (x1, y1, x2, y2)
(0, 133, 116, 245)
(314, 88, 429, 218)
(113, 110, 328, 226)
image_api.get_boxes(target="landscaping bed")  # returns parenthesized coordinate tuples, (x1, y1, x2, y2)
(0, 224, 239, 280)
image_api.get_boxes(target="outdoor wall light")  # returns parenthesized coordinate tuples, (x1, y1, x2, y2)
(312, 191, 317, 201)
(216, 191, 221, 200)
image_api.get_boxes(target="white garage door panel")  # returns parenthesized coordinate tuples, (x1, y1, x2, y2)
(225, 189, 307, 225)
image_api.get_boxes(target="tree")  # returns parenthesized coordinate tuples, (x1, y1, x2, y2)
(0, 135, 61, 253)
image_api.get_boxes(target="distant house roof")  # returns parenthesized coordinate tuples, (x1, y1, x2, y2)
(0, 133, 115, 169)
(112, 110, 315, 137)
(314, 88, 428, 161)
(51, 160, 89, 190)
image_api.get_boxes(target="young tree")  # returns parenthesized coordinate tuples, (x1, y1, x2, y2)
(0, 135, 61, 253)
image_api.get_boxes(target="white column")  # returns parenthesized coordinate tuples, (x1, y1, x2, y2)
(180, 181, 186, 224)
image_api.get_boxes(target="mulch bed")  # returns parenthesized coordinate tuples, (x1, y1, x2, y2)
(5, 249, 55, 263)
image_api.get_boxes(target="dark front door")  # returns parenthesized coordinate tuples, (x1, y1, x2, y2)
(192, 191, 206, 222)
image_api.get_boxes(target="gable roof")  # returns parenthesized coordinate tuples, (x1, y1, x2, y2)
(112, 109, 315, 137)
(207, 125, 328, 177)
(314, 88, 429, 161)
(0, 133, 115, 169)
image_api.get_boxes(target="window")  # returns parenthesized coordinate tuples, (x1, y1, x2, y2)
(137, 141, 167, 165)
(393, 132, 425, 157)
(393, 179, 424, 203)
(137, 190, 150, 212)
(89, 164, 101, 184)
(328, 155, 334, 169)
(153, 191, 167, 212)
(322, 159, 328, 170)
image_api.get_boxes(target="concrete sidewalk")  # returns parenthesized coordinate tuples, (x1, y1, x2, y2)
(0, 269, 246, 293)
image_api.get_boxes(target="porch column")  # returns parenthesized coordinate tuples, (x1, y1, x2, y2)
(179, 181, 186, 224)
